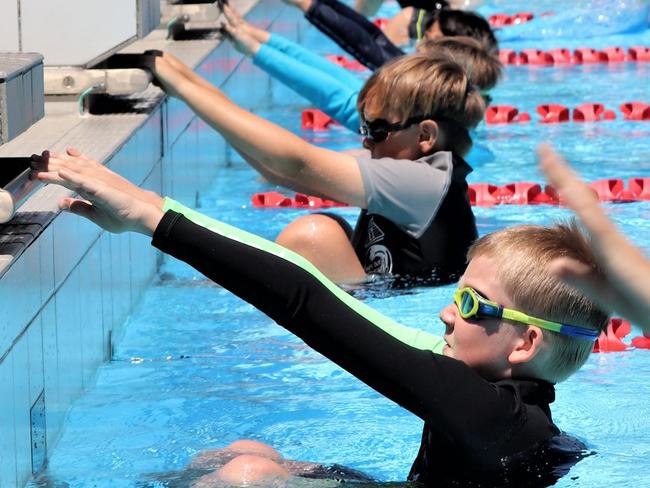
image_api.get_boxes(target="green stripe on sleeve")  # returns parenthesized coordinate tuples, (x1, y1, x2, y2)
(162, 197, 446, 354)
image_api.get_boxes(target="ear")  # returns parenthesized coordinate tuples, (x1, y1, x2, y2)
(417, 120, 439, 154)
(508, 326, 544, 365)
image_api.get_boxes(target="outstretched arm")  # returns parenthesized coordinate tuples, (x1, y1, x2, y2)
(220, 6, 362, 132)
(153, 56, 366, 207)
(539, 144, 650, 334)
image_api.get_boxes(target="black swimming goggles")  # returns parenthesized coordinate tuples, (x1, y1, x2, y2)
(359, 115, 437, 143)
(358, 114, 464, 143)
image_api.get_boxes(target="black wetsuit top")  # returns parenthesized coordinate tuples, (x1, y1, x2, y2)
(152, 211, 587, 486)
(306, 0, 405, 70)
(351, 155, 477, 284)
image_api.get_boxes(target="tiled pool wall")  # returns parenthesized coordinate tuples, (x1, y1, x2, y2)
(0, 1, 304, 485)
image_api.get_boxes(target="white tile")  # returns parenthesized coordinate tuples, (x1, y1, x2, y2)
(0, 257, 27, 359)
(162, 149, 174, 200)
(0, 1, 19, 51)
(78, 244, 103, 387)
(166, 97, 194, 150)
(54, 267, 83, 407)
(12, 336, 32, 486)
(99, 233, 114, 360)
(41, 297, 62, 452)
(109, 233, 132, 332)
(39, 226, 55, 303)
(51, 211, 80, 288)
(52, 211, 100, 289)
(22, 235, 43, 316)
(145, 108, 163, 166)
(27, 315, 44, 406)
(143, 159, 163, 196)
(0, 355, 17, 487)
(187, 119, 200, 193)
(129, 232, 156, 308)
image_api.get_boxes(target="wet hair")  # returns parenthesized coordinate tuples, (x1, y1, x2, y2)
(417, 36, 503, 91)
(357, 53, 486, 156)
(433, 10, 499, 55)
(468, 222, 609, 383)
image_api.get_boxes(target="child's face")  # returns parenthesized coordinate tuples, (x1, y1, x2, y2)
(440, 254, 521, 379)
(361, 112, 427, 160)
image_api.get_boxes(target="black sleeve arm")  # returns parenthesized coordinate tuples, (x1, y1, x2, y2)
(305, 0, 405, 70)
(152, 211, 538, 451)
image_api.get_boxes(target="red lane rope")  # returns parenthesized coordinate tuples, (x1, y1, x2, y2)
(301, 109, 339, 130)
(594, 318, 650, 352)
(252, 178, 650, 209)
(374, 12, 542, 29)
(302, 102, 650, 131)
(499, 46, 650, 65)
(325, 54, 367, 71)
(486, 102, 650, 124)
(468, 178, 650, 206)
(488, 12, 537, 27)
(251, 191, 349, 209)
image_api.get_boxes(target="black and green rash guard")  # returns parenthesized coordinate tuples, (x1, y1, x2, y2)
(153, 200, 586, 486)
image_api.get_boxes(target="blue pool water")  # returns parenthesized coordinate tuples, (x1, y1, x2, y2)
(32, 2, 650, 487)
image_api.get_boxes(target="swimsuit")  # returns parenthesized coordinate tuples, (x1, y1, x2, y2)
(352, 151, 476, 282)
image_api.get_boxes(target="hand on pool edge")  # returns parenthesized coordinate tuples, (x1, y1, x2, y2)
(31, 150, 164, 236)
(222, 4, 263, 57)
(538, 143, 650, 334)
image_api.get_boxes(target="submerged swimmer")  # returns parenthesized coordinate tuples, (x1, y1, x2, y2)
(189, 440, 373, 487)
(33, 143, 608, 486)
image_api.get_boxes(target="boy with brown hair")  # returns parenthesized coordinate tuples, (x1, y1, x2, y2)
(151, 51, 485, 285)
(33, 144, 608, 486)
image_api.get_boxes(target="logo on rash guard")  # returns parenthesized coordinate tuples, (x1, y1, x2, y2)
(366, 218, 385, 246)
(364, 218, 392, 273)
(365, 244, 393, 274)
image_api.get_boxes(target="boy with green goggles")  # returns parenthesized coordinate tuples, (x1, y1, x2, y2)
(33, 148, 609, 486)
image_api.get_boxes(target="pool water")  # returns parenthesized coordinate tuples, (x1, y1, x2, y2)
(31, 2, 650, 487)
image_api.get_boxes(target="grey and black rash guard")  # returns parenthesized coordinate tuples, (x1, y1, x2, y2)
(352, 152, 477, 284)
(153, 201, 584, 486)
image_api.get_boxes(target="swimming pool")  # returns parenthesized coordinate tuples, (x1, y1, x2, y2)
(30, 2, 650, 487)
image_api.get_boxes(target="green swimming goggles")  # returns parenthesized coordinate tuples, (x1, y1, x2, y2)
(453, 287, 600, 341)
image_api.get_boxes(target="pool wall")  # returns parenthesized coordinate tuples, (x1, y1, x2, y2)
(0, 1, 304, 485)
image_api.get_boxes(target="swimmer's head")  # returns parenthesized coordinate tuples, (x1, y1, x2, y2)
(416, 36, 502, 93)
(466, 222, 609, 383)
(357, 53, 485, 158)
(426, 10, 498, 56)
